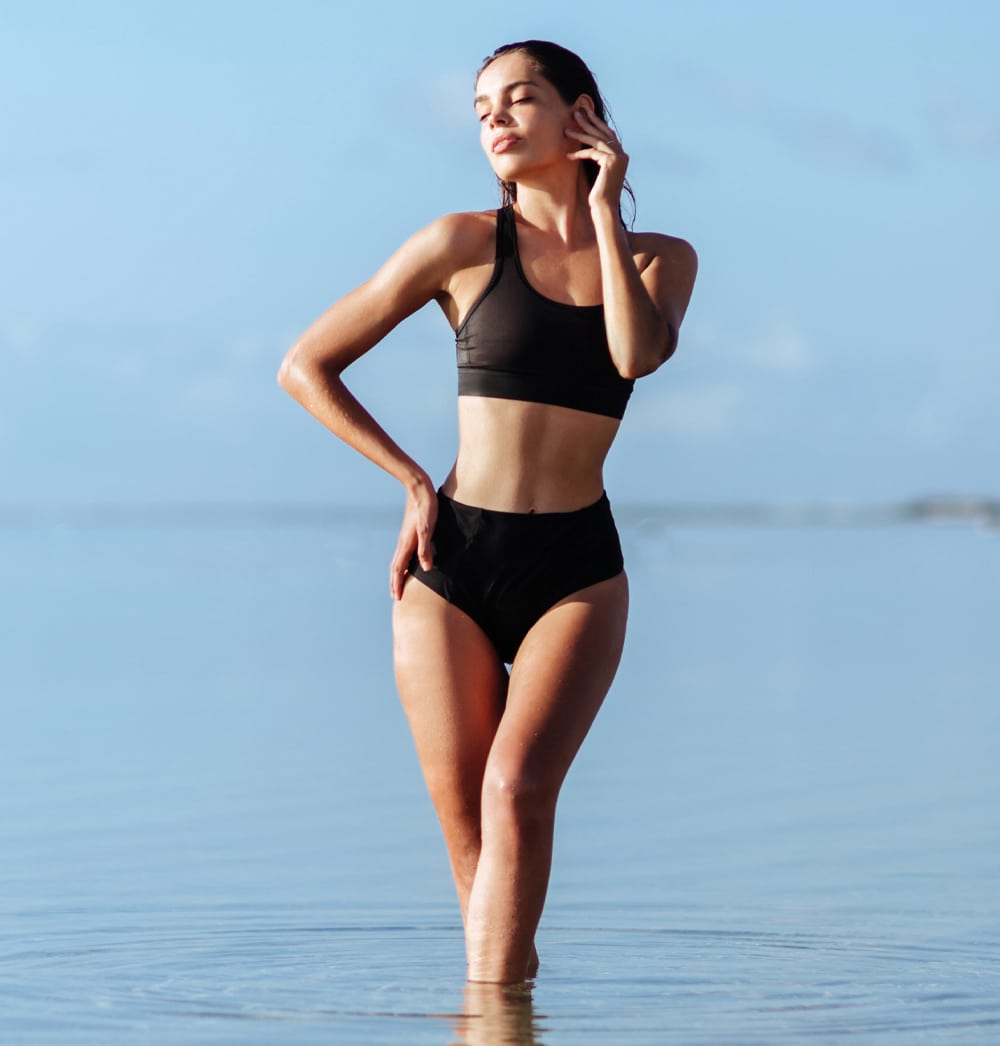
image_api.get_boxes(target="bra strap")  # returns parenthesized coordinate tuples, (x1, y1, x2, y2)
(497, 204, 516, 260)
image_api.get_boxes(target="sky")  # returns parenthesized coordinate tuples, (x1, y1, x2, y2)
(2, 0, 998, 507)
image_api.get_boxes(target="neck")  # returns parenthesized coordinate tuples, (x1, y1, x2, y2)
(512, 170, 595, 245)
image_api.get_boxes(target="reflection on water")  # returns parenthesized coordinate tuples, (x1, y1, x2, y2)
(452, 982, 543, 1046)
(2, 514, 999, 1043)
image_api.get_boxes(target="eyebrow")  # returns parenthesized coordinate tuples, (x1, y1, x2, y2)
(473, 79, 540, 108)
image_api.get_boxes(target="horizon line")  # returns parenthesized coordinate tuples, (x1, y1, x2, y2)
(0, 494, 997, 530)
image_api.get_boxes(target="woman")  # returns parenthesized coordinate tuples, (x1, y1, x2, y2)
(278, 40, 697, 983)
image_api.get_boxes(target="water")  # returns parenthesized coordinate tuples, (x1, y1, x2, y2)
(2, 510, 999, 1042)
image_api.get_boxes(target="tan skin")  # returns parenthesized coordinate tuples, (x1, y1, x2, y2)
(278, 50, 697, 983)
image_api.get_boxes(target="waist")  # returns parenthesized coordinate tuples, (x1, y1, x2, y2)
(446, 397, 617, 512)
(441, 471, 607, 514)
(437, 487, 613, 522)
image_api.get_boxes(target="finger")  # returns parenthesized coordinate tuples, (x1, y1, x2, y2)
(389, 548, 407, 600)
(390, 530, 415, 600)
(415, 525, 433, 571)
(566, 147, 606, 162)
(418, 500, 438, 568)
(566, 130, 619, 157)
(565, 126, 601, 143)
(573, 110, 621, 154)
(575, 106, 613, 138)
(567, 118, 605, 142)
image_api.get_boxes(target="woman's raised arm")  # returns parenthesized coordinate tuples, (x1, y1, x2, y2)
(566, 102, 698, 379)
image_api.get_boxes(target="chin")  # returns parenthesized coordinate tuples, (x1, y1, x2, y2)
(488, 156, 526, 182)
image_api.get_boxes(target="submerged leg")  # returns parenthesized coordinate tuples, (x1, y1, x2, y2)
(465, 573, 629, 982)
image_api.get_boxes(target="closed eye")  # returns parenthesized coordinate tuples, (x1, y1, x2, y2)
(476, 96, 532, 122)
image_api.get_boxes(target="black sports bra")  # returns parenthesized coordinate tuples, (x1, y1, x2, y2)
(455, 206, 634, 420)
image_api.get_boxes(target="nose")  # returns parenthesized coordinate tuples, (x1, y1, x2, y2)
(484, 105, 510, 129)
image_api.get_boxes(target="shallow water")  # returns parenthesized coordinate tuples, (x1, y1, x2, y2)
(2, 512, 999, 1042)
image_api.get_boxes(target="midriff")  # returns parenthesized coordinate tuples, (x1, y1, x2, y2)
(440, 396, 620, 513)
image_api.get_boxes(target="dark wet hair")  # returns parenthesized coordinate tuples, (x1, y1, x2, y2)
(477, 40, 636, 227)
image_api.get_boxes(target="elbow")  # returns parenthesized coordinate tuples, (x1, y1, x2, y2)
(660, 320, 679, 363)
(277, 342, 312, 396)
(276, 344, 297, 392)
(278, 342, 347, 408)
(617, 361, 653, 381)
(617, 322, 678, 380)
(616, 349, 660, 380)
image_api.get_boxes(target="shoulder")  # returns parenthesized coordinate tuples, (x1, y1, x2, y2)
(627, 231, 698, 278)
(412, 209, 498, 268)
(369, 210, 497, 299)
(626, 231, 698, 329)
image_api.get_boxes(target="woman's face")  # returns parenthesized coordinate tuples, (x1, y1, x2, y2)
(474, 51, 581, 184)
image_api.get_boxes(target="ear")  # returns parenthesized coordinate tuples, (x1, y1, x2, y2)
(572, 93, 596, 114)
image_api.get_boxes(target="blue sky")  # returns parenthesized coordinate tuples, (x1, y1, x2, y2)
(2, 0, 997, 506)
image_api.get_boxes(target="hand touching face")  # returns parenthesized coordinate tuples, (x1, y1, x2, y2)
(564, 98, 629, 213)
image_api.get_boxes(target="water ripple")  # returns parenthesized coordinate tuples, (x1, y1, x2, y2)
(3, 913, 999, 1044)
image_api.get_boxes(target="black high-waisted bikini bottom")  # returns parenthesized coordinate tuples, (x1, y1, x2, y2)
(407, 490, 624, 663)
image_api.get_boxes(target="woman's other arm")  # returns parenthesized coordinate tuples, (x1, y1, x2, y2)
(277, 212, 481, 596)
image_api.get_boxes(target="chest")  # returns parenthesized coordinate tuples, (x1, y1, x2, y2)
(515, 236, 604, 308)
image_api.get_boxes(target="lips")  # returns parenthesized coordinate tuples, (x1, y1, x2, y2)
(491, 135, 522, 154)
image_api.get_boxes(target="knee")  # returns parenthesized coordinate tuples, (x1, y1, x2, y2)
(481, 764, 558, 839)
(425, 767, 481, 826)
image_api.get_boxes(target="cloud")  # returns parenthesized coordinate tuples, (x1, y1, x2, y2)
(687, 314, 814, 374)
(765, 106, 910, 174)
(2, 320, 42, 360)
(926, 87, 1000, 154)
(738, 315, 813, 373)
(631, 140, 710, 179)
(425, 70, 476, 133)
(628, 382, 745, 438)
(901, 349, 1000, 450)
(666, 64, 911, 175)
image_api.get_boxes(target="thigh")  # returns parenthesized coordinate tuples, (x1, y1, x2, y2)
(393, 577, 508, 801)
(487, 572, 629, 795)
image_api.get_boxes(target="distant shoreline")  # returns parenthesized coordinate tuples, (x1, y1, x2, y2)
(2, 495, 997, 530)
